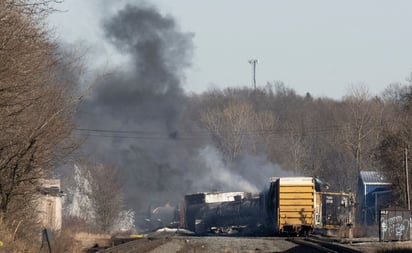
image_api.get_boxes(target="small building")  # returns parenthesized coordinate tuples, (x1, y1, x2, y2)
(37, 179, 63, 231)
(357, 171, 392, 225)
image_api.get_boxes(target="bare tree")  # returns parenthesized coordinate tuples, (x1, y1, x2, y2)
(376, 81, 412, 208)
(339, 85, 384, 172)
(200, 99, 255, 161)
(252, 110, 278, 154)
(88, 163, 123, 233)
(376, 131, 409, 207)
(200, 95, 278, 162)
(64, 161, 125, 233)
(286, 126, 307, 175)
(0, 0, 77, 226)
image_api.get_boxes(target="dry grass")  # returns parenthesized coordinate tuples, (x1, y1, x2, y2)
(0, 218, 89, 253)
(376, 248, 412, 253)
(48, 229, 85, 253)
(0, 219, 37, 253)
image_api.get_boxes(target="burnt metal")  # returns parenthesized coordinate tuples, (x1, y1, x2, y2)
(184, 195, 265, 235)
(321, 193, 350, 228)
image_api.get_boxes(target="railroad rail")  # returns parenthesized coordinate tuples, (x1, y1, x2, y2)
(288, 237, 363, 253)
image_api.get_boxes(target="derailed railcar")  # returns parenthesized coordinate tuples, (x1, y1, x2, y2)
(180, 177, 354, 236)
(180, 192, 264, 235)
(266, 177, 317, 235)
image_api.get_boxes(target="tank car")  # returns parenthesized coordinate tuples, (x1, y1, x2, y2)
(180, 192, 265, 235)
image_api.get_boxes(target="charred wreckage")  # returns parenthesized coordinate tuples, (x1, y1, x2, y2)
(147, 177, 355, 236)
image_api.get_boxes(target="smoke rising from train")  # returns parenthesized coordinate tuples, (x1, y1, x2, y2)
(77, 2, 193, 211)
(75, 2, 293, 225)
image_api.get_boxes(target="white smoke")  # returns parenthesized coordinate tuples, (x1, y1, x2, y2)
(197, 146, 259, 193)
(63, 164, 136, 232)
(112, 209, 136, 232)
(64, 164, 94, 220)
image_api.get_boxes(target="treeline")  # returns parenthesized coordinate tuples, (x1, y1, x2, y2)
(185, 82, 412, 208)
(0, 0, 78, 251)
(0, 2, 136, 251)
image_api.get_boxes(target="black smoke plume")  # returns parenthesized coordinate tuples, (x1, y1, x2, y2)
(76, 3, 290, 228)
(77, 3, 197, 216)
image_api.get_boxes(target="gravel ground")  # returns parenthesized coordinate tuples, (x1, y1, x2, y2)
(98, 235, 412, 253)
(350, 241, 412, 253)
(171, 236, 302, 253)
(99, 235, 325, 253)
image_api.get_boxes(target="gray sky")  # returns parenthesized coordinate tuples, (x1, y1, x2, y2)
(49, 0, 412, 99)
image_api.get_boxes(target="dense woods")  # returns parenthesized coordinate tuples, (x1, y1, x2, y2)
(189, 82, 412, 204)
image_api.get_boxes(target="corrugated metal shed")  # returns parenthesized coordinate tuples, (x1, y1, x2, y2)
(358, 171, 392, 226)
(360, 171, 391, 185)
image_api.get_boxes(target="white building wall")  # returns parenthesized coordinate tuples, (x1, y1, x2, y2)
(37, 179, 62, 231)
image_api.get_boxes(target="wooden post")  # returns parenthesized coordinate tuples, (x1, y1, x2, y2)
(405, 148, 410, 210)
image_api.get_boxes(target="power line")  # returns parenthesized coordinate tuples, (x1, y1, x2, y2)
(75, 128, 173, 135)
(73, 124, 356, 141)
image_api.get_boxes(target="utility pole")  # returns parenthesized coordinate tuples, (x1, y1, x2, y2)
(405, 147, 410, 210)
(248, 59, 258, 89)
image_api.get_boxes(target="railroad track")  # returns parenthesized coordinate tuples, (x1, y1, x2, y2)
(288, 237, 364, 253)
(93, 233, 368, 253)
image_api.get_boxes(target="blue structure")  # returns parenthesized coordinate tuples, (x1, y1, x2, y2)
(357, 171, 392, 225)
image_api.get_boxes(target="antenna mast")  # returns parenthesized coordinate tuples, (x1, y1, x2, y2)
(248, 59, 258, 89)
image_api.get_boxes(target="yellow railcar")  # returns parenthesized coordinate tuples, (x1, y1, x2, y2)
(268, 177, 316, 235)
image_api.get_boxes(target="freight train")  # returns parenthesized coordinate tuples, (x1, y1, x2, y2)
(179, 177, 354, 236)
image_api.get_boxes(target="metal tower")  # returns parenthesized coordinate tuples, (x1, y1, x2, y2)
(248, 59, 258, 89)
